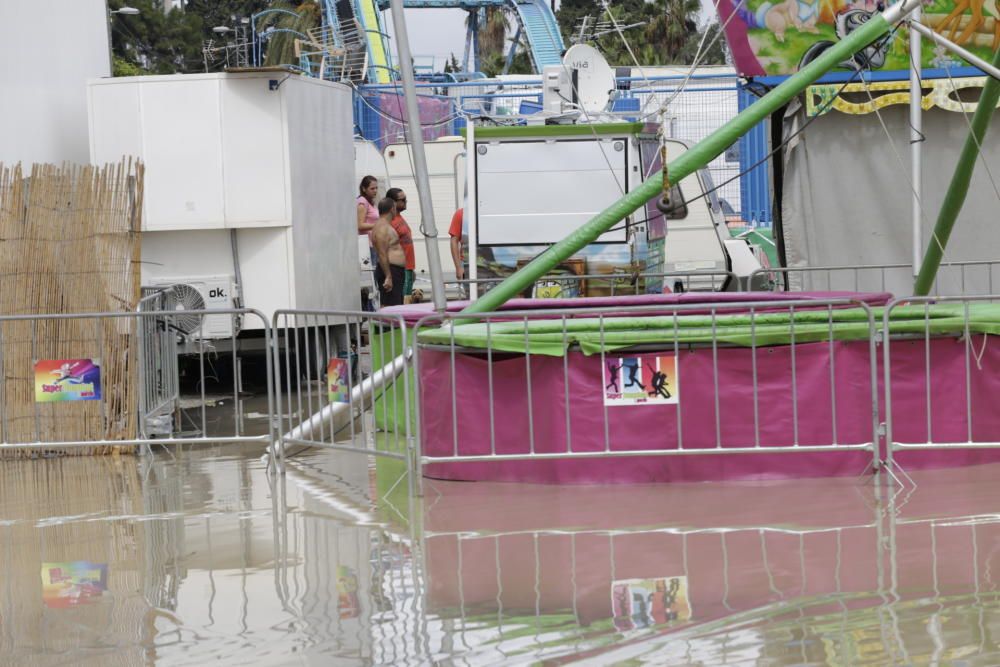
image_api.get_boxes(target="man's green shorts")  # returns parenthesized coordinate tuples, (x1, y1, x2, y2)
(403, 269, 414, 296)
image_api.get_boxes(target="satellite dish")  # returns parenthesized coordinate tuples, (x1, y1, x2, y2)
(562, 44, 615, 113)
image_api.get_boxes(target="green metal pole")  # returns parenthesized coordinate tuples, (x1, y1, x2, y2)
(913, 47, 1000, 296)
(461, 0, 919, 316)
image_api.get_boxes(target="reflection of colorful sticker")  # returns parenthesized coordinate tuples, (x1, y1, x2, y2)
(603, 354, 678, 406)
(41, 562, 108, 608)
(336, 565, 360, 619)
(34, 359, 101, 403)
(327, 358, 350, 403)
(611, 576, 691, 632)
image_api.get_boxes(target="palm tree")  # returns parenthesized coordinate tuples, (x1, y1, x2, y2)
(480, 7, 511, 55)
(260, 1, 322, 68)
(464, 6, 511, 70)
(646, 0, 700, 61)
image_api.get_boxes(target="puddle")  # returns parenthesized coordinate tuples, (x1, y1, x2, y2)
(3, 444, 1000, 665)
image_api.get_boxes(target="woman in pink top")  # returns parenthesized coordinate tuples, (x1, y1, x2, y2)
(357, 175, 379, 235)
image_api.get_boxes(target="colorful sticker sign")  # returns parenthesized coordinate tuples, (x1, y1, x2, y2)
(337, 565, 360, 619)
(34, 359, 102, 403)
(327, 358, 350, 403)
(41, 561, 108, 608)
(603, 354, 679, 406)
(612, 576, 691, 631)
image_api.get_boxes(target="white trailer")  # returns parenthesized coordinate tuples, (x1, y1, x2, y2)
(462, 122, 759, 295)
(383, 137, 466, 288)
(88, 71, 360, 335)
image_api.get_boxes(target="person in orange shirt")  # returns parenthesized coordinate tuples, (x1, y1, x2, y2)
(448, 208, 464, 281)
(386, 188, 416, 297)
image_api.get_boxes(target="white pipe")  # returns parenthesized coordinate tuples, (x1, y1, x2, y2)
(466, 120, 478, 299)
(908, 21, 1000, 82)
(910, 9, 922, 279)
(267, 350, 412, 459)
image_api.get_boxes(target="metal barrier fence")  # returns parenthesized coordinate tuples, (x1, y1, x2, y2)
(0, 309, 276, 465)
(17, 286, 1000, 483)
(752, 261, 1000, 296)
(271, 310, 415, 485)
(883, 295, 1000, 474)
(137, 288, 179, 438)
(424, 520, 881, 658)
(445, 270, 739, 300)
(411, 298, 881, 479)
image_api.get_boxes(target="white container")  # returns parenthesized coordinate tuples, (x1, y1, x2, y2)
(88, 72, 361, 328)
(383, 137, 466, 283)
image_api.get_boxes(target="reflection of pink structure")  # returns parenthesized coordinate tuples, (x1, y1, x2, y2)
(423, 466, 1000, 647)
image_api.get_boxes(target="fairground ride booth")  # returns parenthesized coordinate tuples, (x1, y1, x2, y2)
(715, 0, 1000, 296)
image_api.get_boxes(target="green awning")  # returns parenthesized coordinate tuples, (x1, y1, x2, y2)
(416, 304, 1000, 356)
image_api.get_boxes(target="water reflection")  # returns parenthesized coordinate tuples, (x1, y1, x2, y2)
(4, 448, 1000, 664)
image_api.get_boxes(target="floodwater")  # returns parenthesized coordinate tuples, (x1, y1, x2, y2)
(4, 444, 1000, 665)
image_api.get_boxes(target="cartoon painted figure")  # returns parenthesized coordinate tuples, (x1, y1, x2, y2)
(752, 0, 822, 42)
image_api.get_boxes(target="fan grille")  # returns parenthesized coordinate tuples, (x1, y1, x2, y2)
(163, 284, 206, 335)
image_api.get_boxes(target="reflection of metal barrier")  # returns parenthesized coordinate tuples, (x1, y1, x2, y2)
(272, 310, 415, 486)
(446, 270, 740, 299)
(883, 295, 1000, 477)
(0, 309, 276, 466)
(423, 520, 881, 655)
(412, 299, 882, 481)
(751, 261, 1000, 295)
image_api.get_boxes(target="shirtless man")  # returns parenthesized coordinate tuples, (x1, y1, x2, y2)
(371, 197, 407, 307)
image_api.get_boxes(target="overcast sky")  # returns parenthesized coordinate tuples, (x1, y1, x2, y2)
(383, 0, 719, 68)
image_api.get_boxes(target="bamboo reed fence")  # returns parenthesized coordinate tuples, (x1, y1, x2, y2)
(0, 160, 143, 457)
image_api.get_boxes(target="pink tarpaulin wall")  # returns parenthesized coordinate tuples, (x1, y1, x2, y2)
(419, 336, 1000, 484)
(364, 91, 454, 148)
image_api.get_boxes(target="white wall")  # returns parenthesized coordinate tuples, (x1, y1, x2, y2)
(89, 73, 292, 231)
(286, 77, 360, 312)
(92, 72, 358, 318)
(0, 0, 110, 165)
(384, 138, 464, 281)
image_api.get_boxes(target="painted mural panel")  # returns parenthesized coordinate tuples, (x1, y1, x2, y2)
(718, 0, 991, 76)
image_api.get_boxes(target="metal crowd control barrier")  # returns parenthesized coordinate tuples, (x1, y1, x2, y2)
(446, 270, 739, 300)
(752, 261, 1000, 295)
(271, 310, 415, 487)
(0, 308, 277, 466)
(883, 295, 1000, 474)
(411, 298, 882, 478)
(137, 288, 179, 438)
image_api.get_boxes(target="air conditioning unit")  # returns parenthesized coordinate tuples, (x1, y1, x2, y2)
(146, 276, 237, 339)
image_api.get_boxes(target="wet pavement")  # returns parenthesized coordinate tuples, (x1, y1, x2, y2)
(4, 443, 1000, 665)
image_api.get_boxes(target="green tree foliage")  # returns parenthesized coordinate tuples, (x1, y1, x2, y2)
(444, 53, 461, 73)
(110, 0, 319, 75)
(181, 0, 271, 33)
(465, 6, 536, 77)
(555, 0, 728, 66)
(257, 1, 323, 67)
(109, 0, 205, 74)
